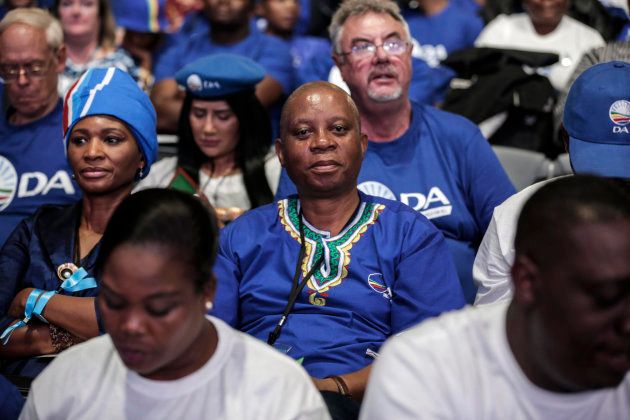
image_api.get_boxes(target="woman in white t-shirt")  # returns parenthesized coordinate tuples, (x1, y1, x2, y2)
(136, 54, 281, 224)
(20, 188, 329, 420)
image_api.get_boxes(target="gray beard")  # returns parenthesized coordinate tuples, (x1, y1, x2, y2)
(367, 86, 402, 102)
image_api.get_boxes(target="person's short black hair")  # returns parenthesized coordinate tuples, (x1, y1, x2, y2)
(96, 189, 219, 292)
(515, 175, 630, 270)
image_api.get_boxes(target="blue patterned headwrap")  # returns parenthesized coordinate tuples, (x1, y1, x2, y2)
(63, 67, 158, 178)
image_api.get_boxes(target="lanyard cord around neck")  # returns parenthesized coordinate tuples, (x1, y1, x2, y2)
(267, 200, 362, 346)
(268, 211, 324, 346)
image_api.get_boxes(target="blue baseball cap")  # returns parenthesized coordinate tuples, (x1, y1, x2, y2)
(564, 61, 630, 179)
(174, 54, 265, 98)
(111, 0, 169, 33)
(63, 67, 158, 179)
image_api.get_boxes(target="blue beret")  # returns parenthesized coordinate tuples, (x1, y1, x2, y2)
(63, 67, 158, 179)
(175, 54, 265, 98)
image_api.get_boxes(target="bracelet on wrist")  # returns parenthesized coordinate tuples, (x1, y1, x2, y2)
(329, 375, 352, 399)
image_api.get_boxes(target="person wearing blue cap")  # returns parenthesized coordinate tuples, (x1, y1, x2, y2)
(0, 67, 158, 380)
(474, 60, 630, 306)
(136, 53, 280, 224)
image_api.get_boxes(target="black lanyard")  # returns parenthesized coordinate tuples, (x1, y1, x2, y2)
(267, 201, 362, 346)
(268, 212, 324, 346)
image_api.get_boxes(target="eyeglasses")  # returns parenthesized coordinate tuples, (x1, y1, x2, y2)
(340, 39, 410, 59)
(0, 59, 54, 84)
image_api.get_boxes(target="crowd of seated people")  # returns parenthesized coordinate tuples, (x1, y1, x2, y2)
(0, 0, 629, 419)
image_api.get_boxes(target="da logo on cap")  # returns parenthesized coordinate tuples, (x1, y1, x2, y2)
(609, 100, 630, 126)
(186, 74, 203, 92)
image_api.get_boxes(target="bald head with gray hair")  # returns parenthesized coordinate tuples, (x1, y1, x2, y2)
(328, 0, 411, 54)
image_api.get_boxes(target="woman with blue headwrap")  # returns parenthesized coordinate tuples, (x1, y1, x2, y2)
(0, 67, 158, 380)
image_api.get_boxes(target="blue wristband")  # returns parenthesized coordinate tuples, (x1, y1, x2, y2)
(0, 319, 27, 345)
(0, 289, 45, 345)
(1, 267, 97, 346)
(24, 289, 44, 318)
(32, 290, 57, 323)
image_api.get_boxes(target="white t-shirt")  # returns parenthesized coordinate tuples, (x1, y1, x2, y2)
(135, 153, 281, 210)
(473, 178, 563, 306)
(475, 14, 605, 90)
(20, 317, 330, 420)
(360, 302, 630, 420)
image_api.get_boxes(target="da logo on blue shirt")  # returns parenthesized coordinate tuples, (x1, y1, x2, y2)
(358, 181, 453, 220)
(358, 181, 396, 200)
(368, 273, 392, 300)
(0, 155, 76, 212)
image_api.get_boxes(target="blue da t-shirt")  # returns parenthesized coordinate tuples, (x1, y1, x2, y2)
(0, 100, 81, 246)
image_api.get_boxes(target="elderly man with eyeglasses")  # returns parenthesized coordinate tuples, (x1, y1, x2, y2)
(276, 0, 515, 303)
(0, 8, 80, 247)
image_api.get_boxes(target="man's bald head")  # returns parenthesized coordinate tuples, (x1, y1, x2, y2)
(279, 81, 361, 139)
(275, 80, 367, 199)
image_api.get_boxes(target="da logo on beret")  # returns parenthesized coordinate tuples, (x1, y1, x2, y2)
(175, 53, 265, 98)
(186, 74, 203, 92)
